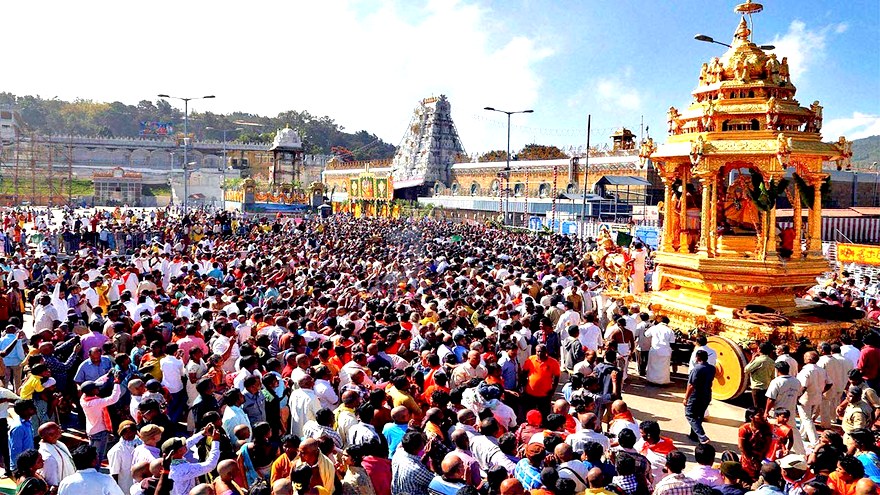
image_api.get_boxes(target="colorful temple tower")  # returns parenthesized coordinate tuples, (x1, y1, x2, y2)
(391, 95, 466, 196)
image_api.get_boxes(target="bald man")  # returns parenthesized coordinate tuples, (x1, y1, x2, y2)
(500, 478, 526, 495)
(190, 483, 215, 495)
(428, 452, 467, 495)
(451, 350, 488, 388)
(293, 439, 336, 494)
(383, 405, 410, 455)
(587, 467, 606, 489)
(555, 443, 589, 492)
(335, 390, 361, 447)
(857, 478, 878, 495)
(38, 422, 76, 489)
(213, 459, 243, 495)
(272, 479, 293, 495)
(608, 400, 640, 440)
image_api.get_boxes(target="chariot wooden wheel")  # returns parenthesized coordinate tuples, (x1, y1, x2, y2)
(707, 336, 748, 401)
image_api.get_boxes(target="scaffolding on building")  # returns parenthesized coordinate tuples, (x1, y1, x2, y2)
(0, 132, 75, 206)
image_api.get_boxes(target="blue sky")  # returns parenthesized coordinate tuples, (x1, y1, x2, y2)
(3, 0, 878, 153)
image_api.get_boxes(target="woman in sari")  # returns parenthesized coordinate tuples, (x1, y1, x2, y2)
(235, 422, 277, 489)
(736, 408, 772, 481)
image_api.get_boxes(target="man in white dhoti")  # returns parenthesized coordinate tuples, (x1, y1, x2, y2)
(630, 242, 647, 294)
(644, 316, 675, 385)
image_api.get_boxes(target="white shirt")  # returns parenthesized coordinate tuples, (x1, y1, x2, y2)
(688, 345, 718, 371)
(211, 335, 240, 374)
(818, 354, 851, 391)
(0, 386, 19, 419)
(841, 345, 861, 369)
(58, 468, 125, 495)
(39, 440, 77, 487)
(108, 438, 143, 494)
(289, 388, 321, 437)
(556, 310, 582, 334)
(558, 460, 590, 492)
(160, 355, 185, 393)
(776, 354, 799, 376)
(314, 379, 339, 410)
(766, 375, 801, 415)
(645, 324, 675, 356)
(578, 323, 602, 352)
(797, 363, 831, 406)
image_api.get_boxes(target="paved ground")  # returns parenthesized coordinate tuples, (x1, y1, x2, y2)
(618, 368, 748, 465)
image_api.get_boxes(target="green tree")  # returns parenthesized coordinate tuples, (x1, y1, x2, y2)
(517, 144, 568, 160)
(479, 150, 508, 162)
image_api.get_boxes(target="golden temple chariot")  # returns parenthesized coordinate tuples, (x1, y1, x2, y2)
(637, 0, 856, 399)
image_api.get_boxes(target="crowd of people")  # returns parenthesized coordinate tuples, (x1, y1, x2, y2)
(0, 207, 876, 495)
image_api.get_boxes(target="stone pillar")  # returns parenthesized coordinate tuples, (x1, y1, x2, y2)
(698, 177, 712, 256)
(662, 179, 674, 252)
(792, 181, 802, 258)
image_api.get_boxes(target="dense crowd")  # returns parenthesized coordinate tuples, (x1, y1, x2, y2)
(0, 207, 877, 495)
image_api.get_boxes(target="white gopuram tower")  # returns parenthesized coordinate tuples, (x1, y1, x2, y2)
(391, 95, 466, 195)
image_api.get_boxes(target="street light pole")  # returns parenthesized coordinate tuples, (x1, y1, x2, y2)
(157, 94, 215, 214)
(580, 114, 591, 246)
(873, 161, 879, 207)
(206, 127, 243, 210)
(484, 107, 534, 226)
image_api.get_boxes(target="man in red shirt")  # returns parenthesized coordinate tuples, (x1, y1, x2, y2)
(521, 344, 561, 417)
(858, 332, 880, 390)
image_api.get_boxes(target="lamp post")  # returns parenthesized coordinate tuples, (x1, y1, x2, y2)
(483, 107, 533, 226)
(206, 127, 243, 210)
(694, 34, 775, 50)
(157, 94, 215, 213)
(872, 162, 879, 207)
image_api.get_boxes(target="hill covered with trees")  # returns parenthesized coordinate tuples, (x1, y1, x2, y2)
(0, 93, 397, 161)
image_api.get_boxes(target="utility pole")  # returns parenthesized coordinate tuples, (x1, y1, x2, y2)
(580, 115, 592, 248)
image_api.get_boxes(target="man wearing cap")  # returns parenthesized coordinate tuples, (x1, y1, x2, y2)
(778, 454, 814, 495)
(80, 370, 123, 464)
(132, 423, 165, 466)
(716, 461, 747, 495)
(107, 420, 142, 494)
(37, 422, 76, 490)
(514, 441, 546, 490)
(166, 423, 222, 495)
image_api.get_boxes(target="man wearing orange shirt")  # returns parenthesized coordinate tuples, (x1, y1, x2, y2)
(521, 344, 561, 417)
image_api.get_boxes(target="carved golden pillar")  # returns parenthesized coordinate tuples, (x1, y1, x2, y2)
(698, 176, 712, 256)
(709, 172, 718, 256)
(792, 181, 802, 258)
(808, 181, 823, 255)
(767, 203, 777, 255)
(678, 166, 689, 253)
(662, 178, 675, 252)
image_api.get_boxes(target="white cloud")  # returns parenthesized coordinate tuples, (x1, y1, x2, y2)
(823, 112, 880, 141)
(768, 20, 848, 82)
(568, 69, 642, 113)
(0, 0, 553, 152)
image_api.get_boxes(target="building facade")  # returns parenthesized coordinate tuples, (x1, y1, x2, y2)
(92, 167, 143, 206)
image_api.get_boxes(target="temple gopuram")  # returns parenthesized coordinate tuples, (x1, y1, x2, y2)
(638, 0, 857, 399)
